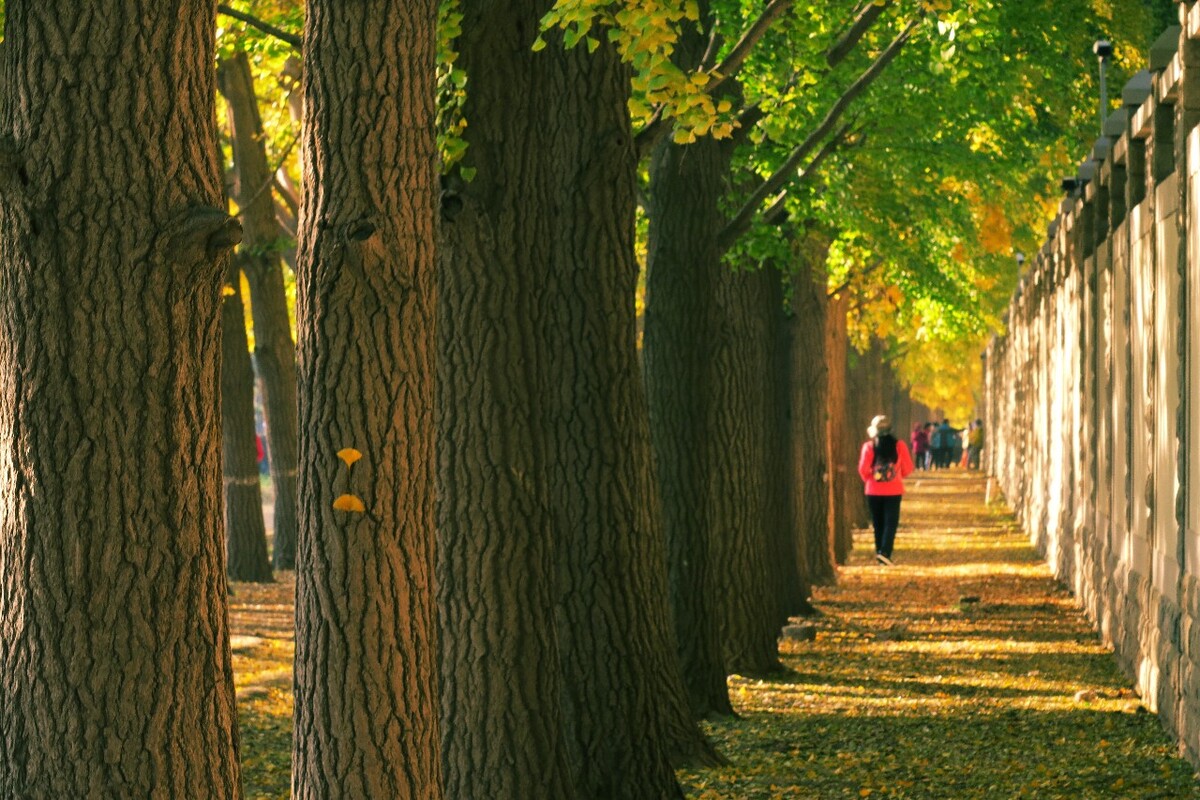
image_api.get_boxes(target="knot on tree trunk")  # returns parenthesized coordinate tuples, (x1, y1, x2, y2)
(165, 206, 244, 263)
(0, 134, 32, 198)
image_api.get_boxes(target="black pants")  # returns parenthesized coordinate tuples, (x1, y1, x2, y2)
(867, 494, 902, 558)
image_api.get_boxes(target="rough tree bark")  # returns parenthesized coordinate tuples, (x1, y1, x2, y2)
(643, 131, 735, 716)
(440, 6, 712, 791)
(218, 52, 300, 571)
(844, 343, 878, 528)
(765, 268, 811, 618)
(222, 260, 273, 583)
(790, 240, 836, 586)
(709, 265, 785, 674)
(292, 3, 441, 798)
(545, 25, 692, 798)
(0, 2, 243, 796)
(436, 4, 574, 796)
(825, 290, 854, 564)
(642, 17, 736, 718)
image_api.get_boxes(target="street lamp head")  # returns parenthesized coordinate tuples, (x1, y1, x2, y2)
(1015, 251, 1026, 268)
(1094, 40, 1113, 60)
(1061, 177, 1081, 193)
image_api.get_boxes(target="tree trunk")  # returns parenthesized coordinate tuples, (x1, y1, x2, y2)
(440, 6, 711, 790)
(709, 265, 784, 674)
(845, 345, 875, 528)
(436, 5, 575, 796)
(825, 291, 854, 564)
(766, 269, 810, 618)
(0, 3, 243, 796)
(292, 4, 441, 798)
(643, 128, 734, 718)
(217, 52, 300, 571)
(222, 259, 273, 583)
(790, 243, 836, 586)
(544, 29, 689, 799)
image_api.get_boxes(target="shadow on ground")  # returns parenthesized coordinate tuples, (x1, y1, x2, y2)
(679, 471, 1200, 799)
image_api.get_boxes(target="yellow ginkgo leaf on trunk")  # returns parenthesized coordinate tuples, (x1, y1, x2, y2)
(332, 494, 365, 513)
(337, 448, 363, 468)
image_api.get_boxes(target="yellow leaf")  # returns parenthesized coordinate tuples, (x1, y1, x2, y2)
(337, 448, 363, 467)
(332, 494, 366, 513)
(716, 99, 732, 113)
(222, 284, 236, 297)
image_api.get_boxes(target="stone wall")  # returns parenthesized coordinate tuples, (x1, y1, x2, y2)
(985, 4, 1200, 764)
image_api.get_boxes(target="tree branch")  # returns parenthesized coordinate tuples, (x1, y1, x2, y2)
(706, 0, 794, 93)
(218, 4, 302, 50)
(760, 123, 852, 229)
(635, 0, 794, 157)
(826, 0, 893, 68)
(717, 18, 918, 248)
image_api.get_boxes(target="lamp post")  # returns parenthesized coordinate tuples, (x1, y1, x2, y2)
(1094, 40, 1113, 134)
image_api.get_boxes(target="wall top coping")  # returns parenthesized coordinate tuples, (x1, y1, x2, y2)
(1122, 69, 1154, 106)
(1104, 108, 1130, 137)
(1149, 25, 1182, 70)
(1090, 137, 1112, 164)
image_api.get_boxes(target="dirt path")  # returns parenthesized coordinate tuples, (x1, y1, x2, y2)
(679, 471, 1200, 798)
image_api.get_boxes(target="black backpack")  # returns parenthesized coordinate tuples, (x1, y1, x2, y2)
(872, 444, 897, 482)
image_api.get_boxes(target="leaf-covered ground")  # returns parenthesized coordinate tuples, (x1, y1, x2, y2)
(679, 471, 1200, 798)
(231, 471, 1200, 798)
(229, 575, 294, 800)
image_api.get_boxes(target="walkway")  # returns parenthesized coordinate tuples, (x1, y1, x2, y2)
(679, 471, 1200, 798)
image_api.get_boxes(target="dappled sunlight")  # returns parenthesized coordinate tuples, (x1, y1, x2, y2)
(678, 472, 1200, 798)
(230, 577, 296, 799)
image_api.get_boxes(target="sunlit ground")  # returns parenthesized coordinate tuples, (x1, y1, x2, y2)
(229, 575, 294, 799)
(679, 471, 1200, 798)
(231, 472, 1200, 798)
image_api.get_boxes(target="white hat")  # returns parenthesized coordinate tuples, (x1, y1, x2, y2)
(867, 415, 892, 438)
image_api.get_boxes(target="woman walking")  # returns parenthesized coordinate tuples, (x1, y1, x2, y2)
(858, 415, 915, 565)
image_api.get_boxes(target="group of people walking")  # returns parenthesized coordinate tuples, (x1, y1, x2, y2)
(857, 413, 985, 566)
(907, 418, 984, 470)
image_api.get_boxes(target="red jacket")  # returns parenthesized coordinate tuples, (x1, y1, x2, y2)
(858, 439, 915, 496)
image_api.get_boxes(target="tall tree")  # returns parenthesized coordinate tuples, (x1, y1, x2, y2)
(437, 2, 575, 795)
(642, 9, 739, 719)
(543, 26, 692, 795)
(709, 265, 788, 674)
(825, 290, 856, 563)
(221, 259, 274, 583)
(790, 239, 836, 585)
(442, 1, 706, 792)
(764, 268, 810, 618)
(218, 51, 301, 571)
(292, 2, 441, 798)
(0, 1, 243, 796)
